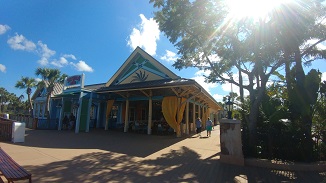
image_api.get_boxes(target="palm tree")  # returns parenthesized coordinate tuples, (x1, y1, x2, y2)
(35, 68, 67, 122)
(15, 77, 37, 116)
(0, 87, 10, 113)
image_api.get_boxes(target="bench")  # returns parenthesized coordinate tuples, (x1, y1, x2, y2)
(0, 148, 32, 183)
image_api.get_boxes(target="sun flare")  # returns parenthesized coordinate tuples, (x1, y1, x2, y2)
(226, 0, 293, 20)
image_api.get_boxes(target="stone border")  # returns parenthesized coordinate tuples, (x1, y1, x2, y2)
(245, 158, 326, 172)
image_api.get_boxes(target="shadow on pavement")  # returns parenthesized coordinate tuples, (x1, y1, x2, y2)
(25, 146, 326, 182)
(7, 129, 186, 158)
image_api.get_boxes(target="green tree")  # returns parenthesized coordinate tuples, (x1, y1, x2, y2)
(150, 0, 326, 158)
(35, 68, 67, 122)
(270, 1, 326, 160)
(0, 87, 13, 113)
(15, 76, 37, 116)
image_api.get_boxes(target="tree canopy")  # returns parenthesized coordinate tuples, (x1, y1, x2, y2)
(150, 0, 326, 159)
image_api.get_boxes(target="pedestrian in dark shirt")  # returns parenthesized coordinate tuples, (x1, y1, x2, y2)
(195, 117, 202, 137)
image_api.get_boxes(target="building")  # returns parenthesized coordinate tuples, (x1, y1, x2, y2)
(33, 47, 222, 136)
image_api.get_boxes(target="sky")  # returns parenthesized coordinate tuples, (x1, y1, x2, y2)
(0, 0, 325, 103)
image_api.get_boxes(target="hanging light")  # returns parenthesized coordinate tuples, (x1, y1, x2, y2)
(225, 96, 233, 119)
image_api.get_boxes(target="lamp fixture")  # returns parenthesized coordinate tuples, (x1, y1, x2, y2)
(225, 96, 233, 119)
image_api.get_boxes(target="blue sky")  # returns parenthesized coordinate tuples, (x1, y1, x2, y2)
(0, 1, 325, 102)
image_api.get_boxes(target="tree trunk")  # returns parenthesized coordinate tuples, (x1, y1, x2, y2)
(248, 76, 268, 157)
(294, 49, 313, 161)
(27, 94, 33, 117)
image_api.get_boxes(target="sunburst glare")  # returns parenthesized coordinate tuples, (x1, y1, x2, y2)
(226, 0, 294, 20)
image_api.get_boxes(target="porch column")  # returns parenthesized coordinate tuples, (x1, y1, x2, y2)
(57, 97, 64, 131)
(124, 98, 129, 132)
(198, 105, 201, 119)
(75, 91, 83, 134)
(147, 91, 152, 135)
(86, 92, 93, 132)
(185, 100, 189, 135)
(96, 103, 101, 128)
(192, 102, 195, 132)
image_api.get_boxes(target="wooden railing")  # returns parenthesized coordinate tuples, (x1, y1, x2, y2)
(0, 117, 14, 141)
(9, 114, 34, 128)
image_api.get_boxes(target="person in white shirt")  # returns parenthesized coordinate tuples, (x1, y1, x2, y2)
(206, 117, 213, 137)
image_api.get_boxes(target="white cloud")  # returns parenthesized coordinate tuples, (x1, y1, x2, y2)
(38, 57, 49, 66)
(63, 54, 76, 60)
(160, 50, 178, 63)
(7, 33, 36, 51)
(192, 70, 218, 94)
(37, 41, 55, 66)
(37, 41, 55, 58)
(127, 14, 160, 56)
(51, 57, 68, 67)
(0, 24, 10, 35)
(35, 78, 42, 82)
(213, 93, 224, 102)
(70, 60, 94, 72)
(322, 72, 326, 81)
(0, 64, 6, 73)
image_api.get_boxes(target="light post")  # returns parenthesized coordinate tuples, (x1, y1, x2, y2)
(225, 96, 233, 119)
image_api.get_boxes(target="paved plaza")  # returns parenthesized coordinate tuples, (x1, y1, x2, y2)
(0, 126, 325, 182)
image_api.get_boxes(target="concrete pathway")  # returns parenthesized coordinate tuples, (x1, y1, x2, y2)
(0, 126, 325, 182)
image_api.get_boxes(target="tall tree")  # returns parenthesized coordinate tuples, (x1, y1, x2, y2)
(15, 76, 37, 116)
(150, 0, 326, 157)
(269, 1, 326, 161)
(35, 68, 67, 122)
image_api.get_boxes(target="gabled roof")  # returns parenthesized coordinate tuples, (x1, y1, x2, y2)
(32, 81, 64, 100)
(54, 83, 106, 98)
(105, 47, 180, 87)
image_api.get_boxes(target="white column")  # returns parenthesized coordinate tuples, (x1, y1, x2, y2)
(147, 94, 152, 135)
(86, 92, 93, 133)
(75, 92, 83, 134)
(124, 99, 129, 132)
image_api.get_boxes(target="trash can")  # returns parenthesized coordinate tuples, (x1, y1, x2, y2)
(12, 122, 25, 143)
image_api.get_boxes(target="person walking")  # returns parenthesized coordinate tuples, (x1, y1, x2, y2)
(69, 113, 76, 130)
(206, 117, 213, 137)
(195, 117, 202, 137)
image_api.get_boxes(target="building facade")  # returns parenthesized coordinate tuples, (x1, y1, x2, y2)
(33, 47, 222, 136)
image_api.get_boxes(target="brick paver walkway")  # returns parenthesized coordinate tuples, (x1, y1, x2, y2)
(0, 126, 325, 182)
